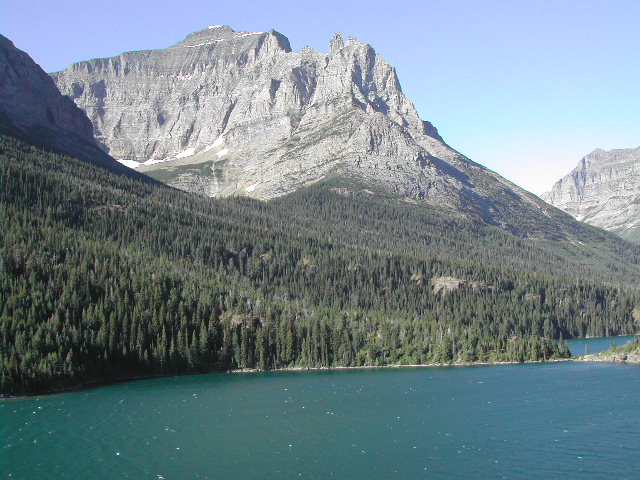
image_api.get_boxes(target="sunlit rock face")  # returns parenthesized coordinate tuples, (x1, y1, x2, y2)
(52, 26, 567, 235)
(543, 148, 640, 242)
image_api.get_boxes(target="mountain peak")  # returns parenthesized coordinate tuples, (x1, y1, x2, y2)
(0, 34, 93, 140)
(176, 25, 259, 46)
(0, 34, 142, 175)
(52, 26, 568, 235)
(543, 147, 640, 242)
(329, 32, 344, 54)
(170, 26, 291, 53)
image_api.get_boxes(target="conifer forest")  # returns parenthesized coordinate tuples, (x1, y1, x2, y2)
(2, 135, 639, 395)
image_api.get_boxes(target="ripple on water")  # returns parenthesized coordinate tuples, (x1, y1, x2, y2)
(1, 363, 640, 479)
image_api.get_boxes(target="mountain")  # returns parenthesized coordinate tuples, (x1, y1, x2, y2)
(2, 34, 640, 395)
(543, 148, 640, 243)
(0, 35, 93, 140)
(0, 34, 147, 176)
(53, 26, 572, 237)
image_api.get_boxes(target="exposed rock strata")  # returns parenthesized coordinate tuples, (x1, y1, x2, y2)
(0, 35, 94, 140)
(543, 148, 640, 242)
(0, 34, 134, 173)
(53, 26, 572, 234)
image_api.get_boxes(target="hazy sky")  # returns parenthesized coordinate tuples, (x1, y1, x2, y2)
(2, 0, 638, 194)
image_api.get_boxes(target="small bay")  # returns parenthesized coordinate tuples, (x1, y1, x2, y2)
(566, 335, 636, 356)
(2, 361, 639, 479)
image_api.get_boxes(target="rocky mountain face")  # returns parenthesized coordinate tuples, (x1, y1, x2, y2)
(0, 34, 136, 174)
(52, 26, 572, 236)
(0, 35, 93, 140)
(543, 148, 640, 243)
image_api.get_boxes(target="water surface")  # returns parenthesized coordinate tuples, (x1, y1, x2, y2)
(566, 335, 635, 355)
(2, 362, 639, 479)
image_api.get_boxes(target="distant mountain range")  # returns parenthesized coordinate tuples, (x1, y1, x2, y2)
(543, 148, 640, 243)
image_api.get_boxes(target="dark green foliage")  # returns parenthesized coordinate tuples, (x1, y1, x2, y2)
(1, 135, 638, 395)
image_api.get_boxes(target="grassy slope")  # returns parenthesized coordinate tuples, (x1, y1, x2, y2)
(616, 225, 640, 245)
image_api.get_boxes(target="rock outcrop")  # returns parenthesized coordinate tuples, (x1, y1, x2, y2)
(543, 148, 640, 243)
(0, 35, 94, 141)
(431, 276, 494, 295)
(0, 34, 136, 174)
(52, 26, 573, 235)
(580, 345, 640, 364)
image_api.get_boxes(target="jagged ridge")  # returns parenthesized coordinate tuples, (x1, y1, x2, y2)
(52, 26, 581, 237)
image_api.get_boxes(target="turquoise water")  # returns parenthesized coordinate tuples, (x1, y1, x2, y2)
(2, 362, 639, 479)
(566, 335, 636, 355)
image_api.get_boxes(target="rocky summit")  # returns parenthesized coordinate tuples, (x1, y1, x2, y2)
(0, 34, 135, 174)
(53, 26, 569, 235)
(543, 148, 640, 243)
(0, 35, 93, 141)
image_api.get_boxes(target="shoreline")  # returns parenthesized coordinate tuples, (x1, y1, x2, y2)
(8, 335, 638, 399)
(229, 358, 571, 375)
(576, 337, 639, 364)
(6, 354, 639, 401)
(577, 353, 640, 364)
(1, 357, 572, 400)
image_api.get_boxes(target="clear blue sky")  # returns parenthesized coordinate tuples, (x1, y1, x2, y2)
(2, 0, 639, 194)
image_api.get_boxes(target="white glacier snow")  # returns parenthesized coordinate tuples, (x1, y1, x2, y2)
(245, 183, 258, 192)
(118, 159, 141, 169)
(142, 158, 170, 166)
(186, 41, 214, 48)
(176, 148, 196, 159)
(216, 148, 229, 158)
(204, 136, 224, 151)
(185, 38, 227, 48)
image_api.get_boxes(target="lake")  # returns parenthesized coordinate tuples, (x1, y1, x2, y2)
(566, 335, 636, 356)
(2, 360, 639, 479)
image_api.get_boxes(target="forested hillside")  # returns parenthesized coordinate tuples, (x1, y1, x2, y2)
(2, 135, 639, 395)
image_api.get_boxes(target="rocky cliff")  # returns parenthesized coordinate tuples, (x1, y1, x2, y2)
(0, 34, 96, 136)
(0, 34, 136, 174)
(52, 26, 570, 235)
(543, 148, 640, 243)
